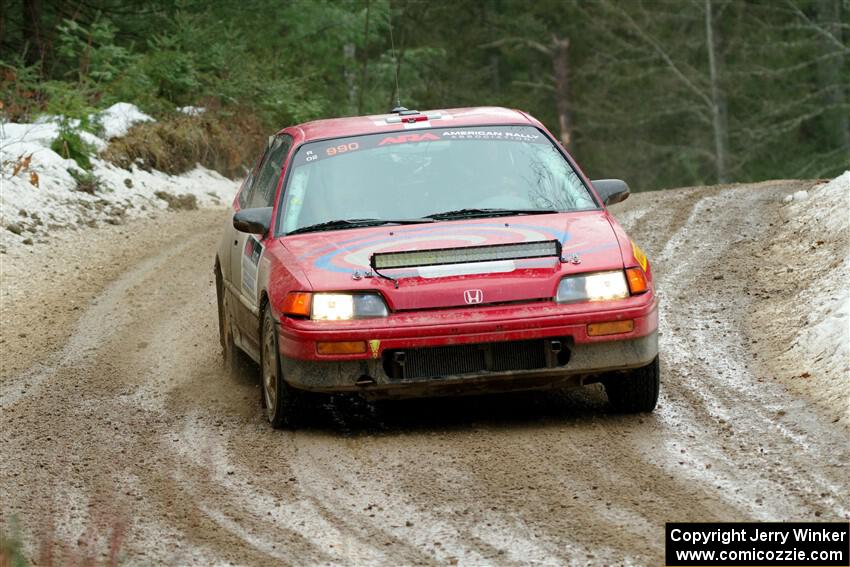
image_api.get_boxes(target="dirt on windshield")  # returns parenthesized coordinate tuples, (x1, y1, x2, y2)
(1, 180, 847, 565)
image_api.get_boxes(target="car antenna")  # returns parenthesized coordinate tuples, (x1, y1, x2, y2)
(388, 8, 405, 114)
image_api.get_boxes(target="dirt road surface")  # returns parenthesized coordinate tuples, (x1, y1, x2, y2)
(1, 180, 847, 565)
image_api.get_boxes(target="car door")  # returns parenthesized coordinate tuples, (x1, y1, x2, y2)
(228, 144, 271, 312)
(230, 135, 292, 356)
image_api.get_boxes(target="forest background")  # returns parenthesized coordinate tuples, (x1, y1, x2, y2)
(1, 0, 848, 190)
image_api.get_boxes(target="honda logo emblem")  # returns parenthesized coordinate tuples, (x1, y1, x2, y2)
(464, 289, 484, 305)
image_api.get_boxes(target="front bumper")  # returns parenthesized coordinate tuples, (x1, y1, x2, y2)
(278, 295, 658, 398)
(282, 331, 657, 398)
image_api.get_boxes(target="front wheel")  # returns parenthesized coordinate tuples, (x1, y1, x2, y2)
(603, 356, 660, 413)
(261, 307, 302, 429)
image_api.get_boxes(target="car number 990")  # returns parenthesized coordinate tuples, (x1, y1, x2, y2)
(326, 142, 360, 156)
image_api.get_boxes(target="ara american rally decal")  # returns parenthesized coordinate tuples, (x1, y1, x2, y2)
(289, 125, 549, 168)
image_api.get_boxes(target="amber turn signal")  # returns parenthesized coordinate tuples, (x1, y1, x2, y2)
(625, 267, 648, 294)
(282, 292, 312, 317)
(317, 341, 367, 355)
(587, 320, 635, 336)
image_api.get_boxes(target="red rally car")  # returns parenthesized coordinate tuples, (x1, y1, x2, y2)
(215, 106, 659, 428)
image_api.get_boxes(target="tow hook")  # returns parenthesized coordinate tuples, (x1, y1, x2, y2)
(355, 376, 376, 387)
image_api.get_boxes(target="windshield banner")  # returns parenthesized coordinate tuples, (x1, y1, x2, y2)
(291, 126, 548, 168)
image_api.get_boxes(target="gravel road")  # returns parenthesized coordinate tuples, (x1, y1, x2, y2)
(1, 180, 847, 565)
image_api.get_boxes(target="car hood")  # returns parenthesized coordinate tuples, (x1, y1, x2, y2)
(281, 211, 624, 311)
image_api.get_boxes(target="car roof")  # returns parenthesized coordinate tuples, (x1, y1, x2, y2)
(280, 106, 541, 142)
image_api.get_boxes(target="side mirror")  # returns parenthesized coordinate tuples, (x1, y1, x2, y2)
(233, 207, 273, 235)
(592, 179, 630, 206)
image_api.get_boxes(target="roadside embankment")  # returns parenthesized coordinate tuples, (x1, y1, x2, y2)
(749, 172, 850, 427)
(0, 103, 239, 250)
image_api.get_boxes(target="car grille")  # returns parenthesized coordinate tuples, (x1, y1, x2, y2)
(383, 339, 568, 380)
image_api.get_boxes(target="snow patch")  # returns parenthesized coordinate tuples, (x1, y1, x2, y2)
(96, 102, 154, 139)
(1, 105, 238, 246)
(791, 172, 850, 233)
(783, 189, 809, 203)
(24, 102, 153, 142)
(177, 106, 206, 117)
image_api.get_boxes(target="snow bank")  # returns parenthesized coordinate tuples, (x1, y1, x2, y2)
(0, 104, 238, 247)
(97, 102, 154, 140)
(3, 121, 106, 152)
(777, 172, 850, 425)
(26, 102, 153, 146)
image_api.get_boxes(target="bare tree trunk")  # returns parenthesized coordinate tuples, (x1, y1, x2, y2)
(816, 0, 850, 162)
(357, 0, 371, 115)
(551, 35, 573, 151)
(21, 0, 43, 67)
(0, 0, 7, 48)
(705, 0, 729, 183)
(344, 42, 357, 110)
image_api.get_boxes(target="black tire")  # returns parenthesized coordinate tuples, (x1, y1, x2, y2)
(260, 306, 302, 429)
(603, 356, 660, 413)
(216, 268, 245, 376)
(215, 264, 227, 350)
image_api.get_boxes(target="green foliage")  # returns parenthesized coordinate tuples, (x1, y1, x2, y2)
(57, 18, 136, 84)
(51, 123, 96, 170)
(102, 63, 161, 113)
(141, 34, 200, 103)
(40, 81, 98, 126)
(0, 58, 43, 121)
(0, 0, 846, 187)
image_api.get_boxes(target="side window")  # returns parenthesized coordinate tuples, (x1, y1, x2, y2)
(238, 148, 268, 209)
(249, 135, 292, 208)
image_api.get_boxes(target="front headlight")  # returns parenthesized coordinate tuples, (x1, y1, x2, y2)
(311, 293, 389, 321)
(556, 270, 630, 303)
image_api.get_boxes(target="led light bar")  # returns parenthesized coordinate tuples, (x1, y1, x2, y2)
(371, 240, 562, 270)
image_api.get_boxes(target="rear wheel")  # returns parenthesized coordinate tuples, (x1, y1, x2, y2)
(603, 356, 660, 413)
(216, 267, 241, 375)
(261, 307, 302, 429)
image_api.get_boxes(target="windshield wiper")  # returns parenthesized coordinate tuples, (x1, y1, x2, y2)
(286, 217, 433, 235)
(424, 208, 558, 220)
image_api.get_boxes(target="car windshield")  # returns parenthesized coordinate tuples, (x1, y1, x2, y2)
(278, 125, 597, 235)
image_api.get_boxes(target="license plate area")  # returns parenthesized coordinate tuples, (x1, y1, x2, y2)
(382, 338, 571, 380)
